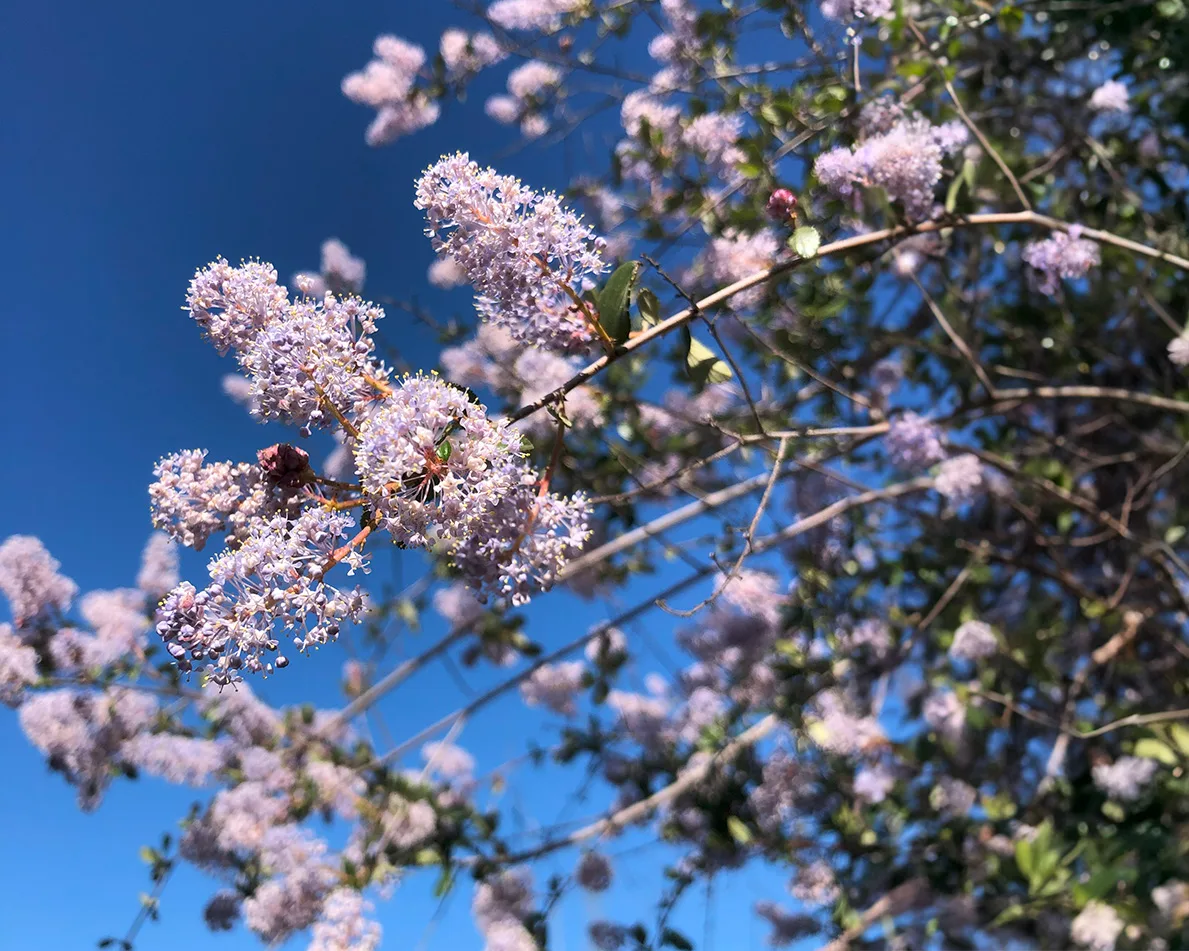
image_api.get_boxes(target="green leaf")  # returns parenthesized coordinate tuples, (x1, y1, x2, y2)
(598, 261, 640, 345)
(1015, 838, 1034, 878)
(139, 846, 158, 865)
(661, 929, 695, 950)
(1134, 736, 1180, 765)
(637, 287, 660, 327)
(686, 335, 733, 385)
(727, 816, 753, 844)
(433, 867, 456, 898)
(1170, 723, 1189, 756)
(1074, 866, 1124, 907)
(789, 226, 821, 258)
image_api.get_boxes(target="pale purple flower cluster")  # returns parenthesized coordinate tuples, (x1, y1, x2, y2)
(428, 256, 467, 289)
(821, 0, 892, 21)
(0, 623, 38, 705)
(809, 690, 885, 756)
(749, 750, 808, 832)
(885, 412, 945, 470)
(472, 869, 536, 951)
(421, 740, 476, 784)
(839, 618, 892, 658)
(137, 532, 179, 601)
(120, 734, 227, 785)
(294, 239, 367, 297)
(815, 115, 969, 219)
(621, 90, 681, 140)
(790, 860, 840, 906)
(854, 764, 895, 804)
(439, 29, 505, 80)
(1022, 227, 1101, 295)
(696, 229, 780, 309)
(589, 922, 630, 950)
(512, 348, 604, 435)
(186, 258, 290, 356)
(203, 892, 241, 931)
(575, 851, 613, 891)
(1092, 755, 1158, 801)
(1071, 901, 1124, 951)
(1168, 334, 1189, 367)
(754, 901, 818, 946)
(415, 153, 607, 352)
(433, 582, 486, 631)
(935, 453, 986, 507)
(608, 688, 672, 748)
(520, 660, 585, 715)
(354, 374, 523, 548)
(950, 620, 997, 661)
(682, 113, 746, 170)
(934, 776, 977, 816)
(1088, 80, 1130, 114)
(155, 507, 369, 684)
(342, 35, 439, 145)
(241, 826, 340, 944)
(486, 60, 561, 139)
(487, 0, 580, 31)
(0, 535, 78, 625)
(648, 0, 698, 67)
(923, 689, 965, 744)
(308, 888, 382, 951)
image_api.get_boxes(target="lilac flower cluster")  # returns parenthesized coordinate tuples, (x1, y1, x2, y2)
(1022, 227, 1101, 295)
(950, 619, 997, 661)
(0, 623, 38, 705)
(682, 112, 746, 171)
(935, 453, 986, 508)
(486, 60, 561, 139)
(472, 869, 536, 951)
(815, 113, 969, 219)
(342, 34, 439, 145)
(439, 29, 505, 80)
(923, 689, 965, 744)
(1168, 334, 1189, 367)
(1070, 901, 1124, 951)
(884, 412, 945, 470)
(520, 660, 585, 715)
(137, 532, 179, 601)
(575, 851, 613, 891)
(308, 889, 382, 951)
(1089, 80, 1130, 114)
(415, 152, 607, 353)
(694, 229, 780, 309)
(487, 0, 579, 31)
(294, 239, 366, 297)
(821, 0, 893, 22)
(1092, 755, 1158, 802)
(0, 535, 78, 625)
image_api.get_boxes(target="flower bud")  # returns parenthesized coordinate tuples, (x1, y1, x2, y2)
(766, 188, 798, 222)
(257, 443, 312, 487)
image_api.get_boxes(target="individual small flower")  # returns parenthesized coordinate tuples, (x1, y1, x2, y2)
(186, 258, 291, 356)
(0, 623, 38, 705)
(428, 256, 467, 289)
(854, 764, 895, 804)
(137, 533, 179, 601)
(487, 0, 580, 31)
(0, 535, 78, 625)
(754, 902, 819, 946)
(766, 188, 798, 222)
(575, 851, 613, 891)
(923, 689, 965, 744)
(309, 888, 381, 951)
(1089, 80, 1130, 114)
(950, 620, 997, 661)
(1022, 227, 1100, 295)
(520, 661, 585, 715)
(885, 412, 945, 470)
(790, 860, 840, 906)
(1092, 755, 1158, 801)
(439, 29, 505, 79)
(294, 239, 367, 297)
(1169, 334, 1189, 367)
(354, 374, 523, 548)
(343, 35, 439, 145)
(120, 734, 227, 786)
(935, 454, 985, 507)
(415, 152, 607, 352)
(820, 0, 893, 22)
(1071, 901, 1124, 951)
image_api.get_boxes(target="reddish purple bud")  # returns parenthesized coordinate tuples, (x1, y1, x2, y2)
(257, 443, 312, 487)
(766, 188, 798, 221)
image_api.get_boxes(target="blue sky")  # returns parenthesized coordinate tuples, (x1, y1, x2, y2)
(0, 2, 806, 949)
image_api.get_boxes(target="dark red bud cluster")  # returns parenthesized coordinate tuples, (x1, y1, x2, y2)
(766, 188, 798, 222)
(257, 443, 312, 487)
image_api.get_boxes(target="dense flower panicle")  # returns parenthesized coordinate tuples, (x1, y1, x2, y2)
(719, 569, 785, 625)
(433, 582, 486, 630)
(682, 112, 746, 169)
(78, 588, 149, 667)
(821, 0, 894, 21)
(186, 258, 290, 356)
(415, 152, 607, 352)
(1092, 755, 1158, 801)
(487, 0, 579, 31)
(815, 115, 968, 219)
(379, 794, 437, 850)
(1071, 901, 1124, 950)
(486, 60, 561, 138)
(608, 689, 671, 748)
(885, 412, 945, 470)
(647, 0, 698, 66)
(1168, 334, 1189, 367)
(809, 690, 885, 756)
(354, 374, 523, 548)
(422, 740, 476, 782)
(309, 889, 382, 951)
(0, 535, 78, 625)
(428, 256, 467, 289)
(201, 682, 282, 746)
(473, 869, 534, 935)
(242, 826, 339, 944)
(854, 764, 895, 804)
(621, 90, 682, 140)
(156, 508, 369, 684)
(1023, 227, 1100, 295)
(0, 623, 38, 705)
(343, 35, 438, 145)
(790, 860, 840, 906)
(749, 750, 807, 831)
(923, 690, 965, 743)
(575, 851, 613, 891)
(137, 532, 180, 601)
(440, 29, 505, 79)
(203, 892, 242, 932)
(520, 661, 585, 715)
(1089, 80, 1130, 114)
(696, 229, 780, 309)
(306, 760, 365, 819)
(294, 239, 367, 297)
(754, 901, 819, 946)
(950, 619, 997, 661)
(120, 734, 227, 786)
(935, 453, 985, 507)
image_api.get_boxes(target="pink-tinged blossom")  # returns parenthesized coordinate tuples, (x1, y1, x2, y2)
(440, 29, 505, 79)
(487, 0, 579, 31)
(923, 689, 965, 743)
(120, 734, 227, 786)
(0, 623, 37, 705)
(201, 682, 282, 746)
(428, 256, 467, 289)
(589, 922, 630, 950)
(222, 372, 259, 414)
(839, 618, 892, 658)
(79, 588, 148, 667)
(415, 153, 607, 352)
(422, 740, 475, 782)
(507, 60, 560, 99)
(309, 888, 382, 951)
(209, 781, 290, 853)
(294, 238, 367, 297)
(203, 892, 241, 932)
(237, 747, 293, 790)
(0, 536, 78, 625)
(585, 626, 627, 664)
(343, 35, 438, 146)
(306, 760, 365, 819)
(433, 582, 486, 630)
(682, 113, 746, 169)
(885, 412, 945, 470)
(1022, 227, 1100, 295)
(354, 374, 523, 548)
(621, 90, 681, 139)
(854, 764, 895, 804)
(648, 0, 698, 65)
(749, 750, 808, 832)
(815, 115, 968, 220)
(1168, 334, 1189, 367)
(809, 690, 885, 756)
(186, 258, 290, 356)
(766, 188, 798, 222)
(380, 795, 437, 850)
(1071, 901, 1124, 951)
(137, 532, 179, 601)
(520, 661, 585, 715)
(513, 348, 604, 435)
(755, 901, 819, 946)
(608, 689, 671, 748)
(950, 619, 997, 661)
(243, 825, 339, 944)
(1089, 80, 1130, 114)
(1092, 755, 1158, 802)
(935, 453, 985, 507)
(575, 851, 613, 891)
(821, 0, 893, 21)
(790, 860, 840, 905)
(486, 61, 561, 138)
(473, 869, 534, 933)
(696, 229, 779, 309)
(720, 569, 785, 625)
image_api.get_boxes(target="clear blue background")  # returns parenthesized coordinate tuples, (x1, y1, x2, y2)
(0, 1, 799, 948)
